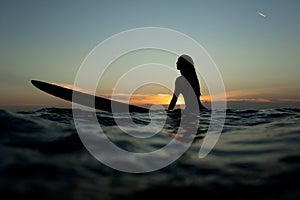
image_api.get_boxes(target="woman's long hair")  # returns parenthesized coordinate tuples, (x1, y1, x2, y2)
(178, 55, 201, 97)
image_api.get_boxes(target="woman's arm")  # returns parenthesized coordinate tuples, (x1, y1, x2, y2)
(168, 94, 178, 110)
(168, 77, 182, 110)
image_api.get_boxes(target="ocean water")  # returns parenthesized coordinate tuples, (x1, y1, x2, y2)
(1, 107, 300, 199)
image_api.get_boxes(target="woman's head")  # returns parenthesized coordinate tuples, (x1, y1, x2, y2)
(176, 54, 195, 75)
(177, 55, 194, 70)
(176, 55, 200, 96)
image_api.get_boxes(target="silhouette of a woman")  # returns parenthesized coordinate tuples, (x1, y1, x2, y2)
(168, 55, 205, 111)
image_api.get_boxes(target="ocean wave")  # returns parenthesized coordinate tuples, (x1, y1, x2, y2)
(1, 107, 300, 199)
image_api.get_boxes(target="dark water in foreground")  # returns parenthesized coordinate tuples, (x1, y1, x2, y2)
(1, 107, 300, 200)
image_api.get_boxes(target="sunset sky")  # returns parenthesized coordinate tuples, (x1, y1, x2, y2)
(0, 0, 299, 109)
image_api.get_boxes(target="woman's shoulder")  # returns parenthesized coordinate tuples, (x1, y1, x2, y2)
(175, 76, 188, 85)
(175, 76, 189, 89)
(175, 75, 185, 82)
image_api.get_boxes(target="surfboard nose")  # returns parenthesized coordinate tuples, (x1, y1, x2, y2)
(31, 79, 40, 87)
(31, 80, 45, 90)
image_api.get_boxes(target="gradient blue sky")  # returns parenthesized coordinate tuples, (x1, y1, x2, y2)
(0, 0, 299, 108)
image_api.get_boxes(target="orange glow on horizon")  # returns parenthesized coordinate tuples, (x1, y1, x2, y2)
(112, 93, 178, 105)
(50, 82, 300, 105)
(113, 93, 212, 105)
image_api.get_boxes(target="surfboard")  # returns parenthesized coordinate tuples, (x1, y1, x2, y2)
(31, 80, 149, 113)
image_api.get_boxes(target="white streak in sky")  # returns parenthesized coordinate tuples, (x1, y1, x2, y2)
(258, 11, 266, 18)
